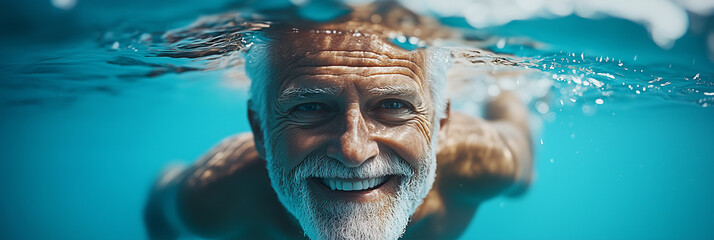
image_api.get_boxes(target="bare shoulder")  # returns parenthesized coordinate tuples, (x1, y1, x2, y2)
(184, 133, 261, 188)
(176, 133, 301, 239)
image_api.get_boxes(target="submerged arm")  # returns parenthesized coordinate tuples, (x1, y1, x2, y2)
(436, 92, 532, 203)
(484, 91, 532, 196)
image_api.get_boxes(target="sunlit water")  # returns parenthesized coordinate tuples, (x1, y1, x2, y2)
(1, 1, 713, 239)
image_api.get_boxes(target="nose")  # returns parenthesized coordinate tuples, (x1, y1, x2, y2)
(327, 106, 379, 168)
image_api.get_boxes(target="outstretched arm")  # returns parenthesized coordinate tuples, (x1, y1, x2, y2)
(435, 92, 533, 203)
(484, 91, 533, 196)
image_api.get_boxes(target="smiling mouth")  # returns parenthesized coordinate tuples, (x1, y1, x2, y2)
(315, 176, 392, 192)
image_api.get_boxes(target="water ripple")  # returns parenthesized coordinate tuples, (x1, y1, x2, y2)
(2, 4, 712, 111)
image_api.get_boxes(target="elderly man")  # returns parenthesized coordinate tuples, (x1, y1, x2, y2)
(145, 8, 532, 240)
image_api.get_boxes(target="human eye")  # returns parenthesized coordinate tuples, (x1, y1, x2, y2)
(380, 100, 405, 110)
(289, 102, 334, 124)
(295, 102, 326, 112)
(379, 99, 412, 111)
(373, 99, 415, 123)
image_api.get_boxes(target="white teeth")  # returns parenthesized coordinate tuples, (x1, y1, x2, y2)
(353, 181, 363, 190)
(343, 182, 353, 191)
(320, 176, 389, 191)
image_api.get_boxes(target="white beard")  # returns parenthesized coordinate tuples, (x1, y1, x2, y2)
(265, 148, 437, 240)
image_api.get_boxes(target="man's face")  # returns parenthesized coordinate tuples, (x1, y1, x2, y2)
(255, 27, 439, 240)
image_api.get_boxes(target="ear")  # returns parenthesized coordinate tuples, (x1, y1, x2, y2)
(439, 99, 451, 129)
(247, 100, 267, 159)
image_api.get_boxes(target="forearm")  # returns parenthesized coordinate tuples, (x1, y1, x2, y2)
(436, 93, 532, 202)
(435, 114, 512, 201)
(489, 120, 532, 197)
(486, 91, 533, 196)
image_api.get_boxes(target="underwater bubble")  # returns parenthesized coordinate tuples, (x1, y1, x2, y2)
(536, 101, 549, 114)
(496, 38, 506, 49)
(388, 34, 425, 51)
(51, 0, 76, 10)
(581, 104, 596, 115)
(408, 36, 419, 45)
(487, 84, 501, 97)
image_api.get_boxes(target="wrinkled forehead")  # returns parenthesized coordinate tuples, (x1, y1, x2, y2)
(265, 24, 430, 86)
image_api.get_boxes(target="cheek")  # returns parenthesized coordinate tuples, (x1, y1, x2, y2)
(268, 125, 328, 172)
(374, 119, 433, 169)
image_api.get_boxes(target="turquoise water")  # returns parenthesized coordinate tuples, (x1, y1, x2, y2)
(1, 1, 713, 239)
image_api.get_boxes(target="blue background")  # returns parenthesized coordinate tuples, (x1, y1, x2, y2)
(1, 0, 713, 239)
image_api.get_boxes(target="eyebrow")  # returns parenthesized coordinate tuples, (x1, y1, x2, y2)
(366, 85, 418, 96)
(277, 86, 339, 104)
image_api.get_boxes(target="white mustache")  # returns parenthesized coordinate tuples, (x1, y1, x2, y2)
(292, 151, 414, 180)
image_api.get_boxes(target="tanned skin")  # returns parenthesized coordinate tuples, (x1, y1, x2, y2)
(145, 17, 532, 240)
